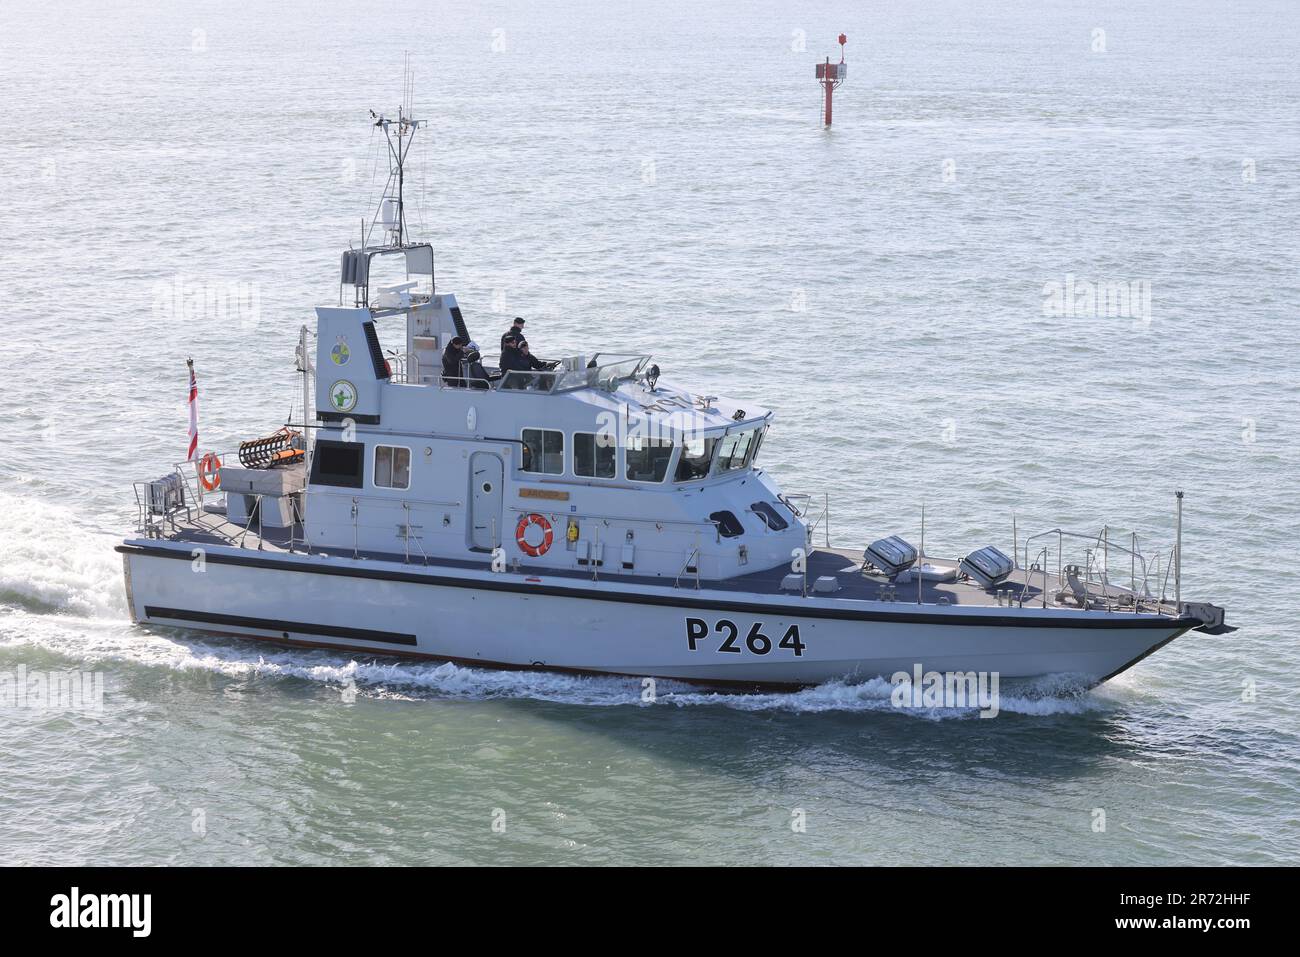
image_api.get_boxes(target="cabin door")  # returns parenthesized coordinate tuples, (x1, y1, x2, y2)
(469, 453, 504, 550)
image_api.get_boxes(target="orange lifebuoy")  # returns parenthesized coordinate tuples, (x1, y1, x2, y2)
(515, 513, 553, 557)
(198, 452, 222, 491)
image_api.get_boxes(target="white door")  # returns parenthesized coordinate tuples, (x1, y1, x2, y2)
(469, 453, 504, 550)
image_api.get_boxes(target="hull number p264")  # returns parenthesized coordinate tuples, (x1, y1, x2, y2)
(685, 617, 806, 657)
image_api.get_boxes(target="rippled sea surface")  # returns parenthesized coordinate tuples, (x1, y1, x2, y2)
(1, 0, 1297, 865)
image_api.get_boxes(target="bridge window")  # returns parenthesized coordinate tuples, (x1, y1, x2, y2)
(374, 445, 411, 490)
(574, 432, 616, 479)
(625, 437, 673, 483)
(675, 435, 717, 482)
(522, 428, 564, 475)
(715, 430, 754, 472)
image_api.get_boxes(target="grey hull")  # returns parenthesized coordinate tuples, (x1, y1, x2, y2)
(119, 541, 1195, 688)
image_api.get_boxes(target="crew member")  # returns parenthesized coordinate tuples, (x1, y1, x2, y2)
(441, 336, 467, 387)
(500, 317, 527, 357)
(500, 339, 549, 388)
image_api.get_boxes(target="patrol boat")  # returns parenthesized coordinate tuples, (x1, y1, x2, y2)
(117, 105, 1234, 690)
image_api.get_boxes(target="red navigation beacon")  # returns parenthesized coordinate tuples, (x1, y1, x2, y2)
(815, 34, 848, 126)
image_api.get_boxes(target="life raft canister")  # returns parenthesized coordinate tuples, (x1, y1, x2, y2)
(198, 452, 222, 491)
(515, 513, 553, 557)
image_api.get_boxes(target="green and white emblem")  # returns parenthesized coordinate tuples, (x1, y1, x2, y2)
(329, 380, 358, 413)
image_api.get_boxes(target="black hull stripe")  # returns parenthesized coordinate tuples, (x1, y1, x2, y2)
(117, 544, 1196, 631)
(144, 606, 418, 646)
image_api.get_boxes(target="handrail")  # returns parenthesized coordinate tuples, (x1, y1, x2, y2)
(675, 537, 702, 590)
(132, 476, 193, 536)
(384, 350, 419, 384)
(436, 354, 652, 395)
(784, 492, 829, 546)
(400, 501, 430, 565)
(505, 504, 718, 534)
(1021, 525, 1178, 615)
(497, 368, 561, 392)
(1023, 528, 1155, 585)
(438, 374, 496, 390)
(311, 489, 462, 509)
(170, 452, 235, 509)
(1019, 548, 1049, 609)
(235, 492, 264, 550)
(288, 491, 305, 553)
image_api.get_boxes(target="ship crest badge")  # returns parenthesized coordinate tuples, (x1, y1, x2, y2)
(330, 380, 358, 413)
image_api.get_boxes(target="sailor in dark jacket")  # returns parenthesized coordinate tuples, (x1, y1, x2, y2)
(500, 317, 527, 355)
(441, 336, 467, 387)
(501, 341, 553, 389)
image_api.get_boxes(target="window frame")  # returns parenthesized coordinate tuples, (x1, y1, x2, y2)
(623, 435, 675, 484)
(372, 443, 412, 491)
(713, 429, 756, 474)
(520, 427, 565, 476)
(675, 434, 718, 483)
(573, 431, 618, 480)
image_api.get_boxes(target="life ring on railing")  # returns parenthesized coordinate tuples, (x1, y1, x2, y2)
(515, 513, 553, 557)
(198, 452, 222, 491)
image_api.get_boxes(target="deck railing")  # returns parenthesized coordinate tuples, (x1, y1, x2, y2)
(782, 492, 830, 547)
(434, 353, 651, 394)
(1020, 526, 1177, 614)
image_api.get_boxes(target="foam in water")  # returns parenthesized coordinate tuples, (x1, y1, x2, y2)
(0, 491, 126, 618)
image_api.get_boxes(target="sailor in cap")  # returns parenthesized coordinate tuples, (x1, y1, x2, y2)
(500, 317, 527, 356)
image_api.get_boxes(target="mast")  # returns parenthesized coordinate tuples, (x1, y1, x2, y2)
(368, 56, 426, 249)
(342, 75, 435, 308)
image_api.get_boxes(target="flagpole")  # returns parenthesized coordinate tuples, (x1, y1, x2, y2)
(186, 358, 199, 460)
(187, 359, 201, 537)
